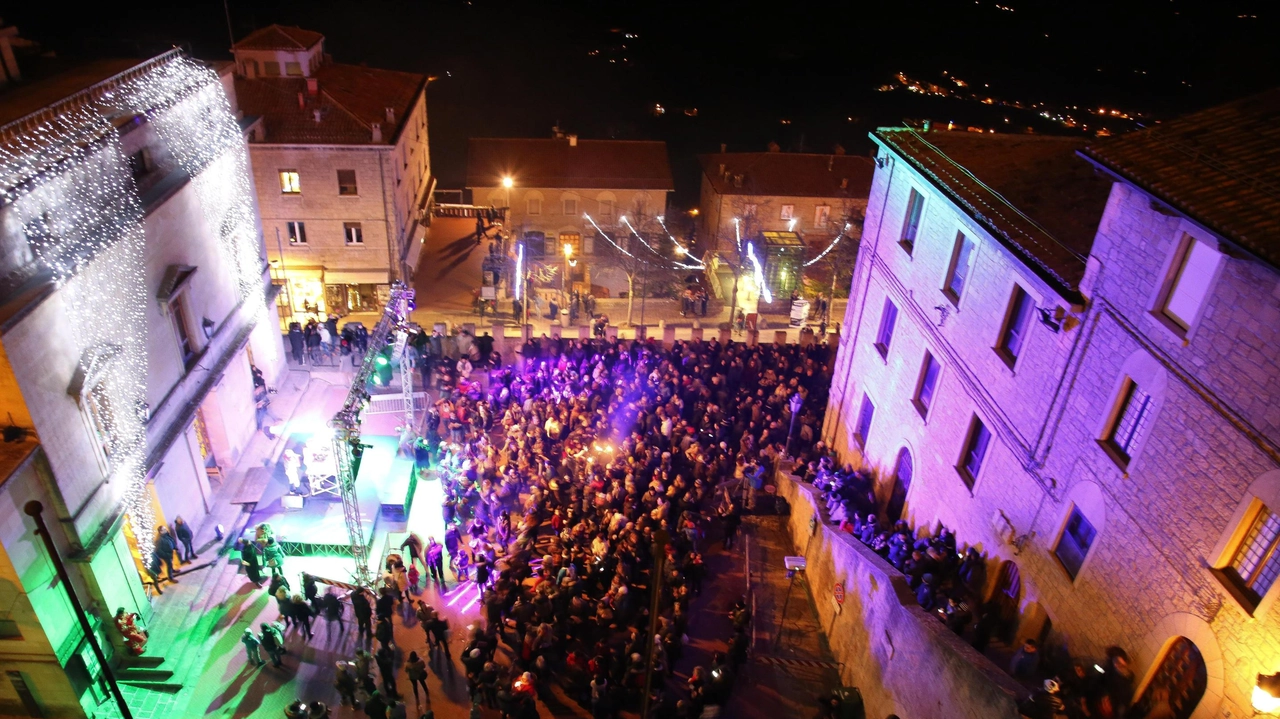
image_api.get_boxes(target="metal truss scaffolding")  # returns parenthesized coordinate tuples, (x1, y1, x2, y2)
(330, 281, 414, 585)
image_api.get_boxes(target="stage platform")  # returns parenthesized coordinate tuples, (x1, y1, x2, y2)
(244, 430, 417, 557)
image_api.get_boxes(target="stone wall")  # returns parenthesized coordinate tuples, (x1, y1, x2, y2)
(773, 467, 1025, 719)
(253, 144, 397, 278)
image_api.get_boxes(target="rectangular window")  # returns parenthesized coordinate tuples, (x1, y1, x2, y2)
(279, 170, 301, 194)
(1054, 507, 1097, 579)
(527, 198, 542, 215)
(854, 395, 875, 448)
(263, 61, 281, 77)
(779, 204, 794, 221)
(287, 221, 307, 245)
(170, 298, 196, 366)
(1160, 234, 1223, 333)
(344, 222, 364, 245)
(337, 169, 358, 196)
(913, 352, 941, 418)
(943, 231, 974, 304)
(563, 198, 578, 216)
(1225, 504, 1280, 606)
(873, 298, 897, 359)
(128, 149, 152, 183)
(285, 62, 303, 76)
(599, 200, 614, 218)
(1102, 379, 1153, 466)
(85, 382, 117, 466)
(900, 188, 925, 252)
(996, 285, 1034, 367)
(957, 416, 991, 489)
(814, 204, 831, 227)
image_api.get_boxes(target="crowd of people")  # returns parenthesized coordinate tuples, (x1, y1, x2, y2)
(395, 332, 834, 717)
(807, 455, 1143, 719)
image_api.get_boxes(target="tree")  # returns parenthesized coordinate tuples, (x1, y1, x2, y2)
(590, 205, 682, 326)
(813, 202, 865, 304)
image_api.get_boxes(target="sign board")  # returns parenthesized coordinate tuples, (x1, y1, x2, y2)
(481, 286, 497, 300)
(391, 330, 408, 363)
(834, 582, 845, 605)
(789, 299, 811, 327)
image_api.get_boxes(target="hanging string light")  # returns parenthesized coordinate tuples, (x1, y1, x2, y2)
(515, 243, 524, 300)
(655, 215, 704, 269)
(0, 51, 270, 560)
(584, 213, 636, 258)
(746, 241, 772, 303)
(619, 215, 667, 259)
(804, 224, 850, 267)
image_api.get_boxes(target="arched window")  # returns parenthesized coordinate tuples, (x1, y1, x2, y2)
(990, 560, 1022, 643)
(886, 447, 912, 522)
(1133, 637, 1207, 719)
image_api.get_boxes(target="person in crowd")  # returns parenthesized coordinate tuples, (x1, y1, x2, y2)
(259, 621, 286, 668)
(173, 516, 197, 562)
(240, 626, 263, 667)
(154, 525, 179, 584)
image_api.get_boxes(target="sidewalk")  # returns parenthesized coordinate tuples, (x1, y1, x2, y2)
(93, 364, 338, 718)
(670, 510, 843, 719)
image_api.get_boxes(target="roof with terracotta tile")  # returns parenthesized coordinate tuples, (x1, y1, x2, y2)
(232, 25, 324, 51)
(875, 129, 1113, 300)
(466, 138, 673, 191)
(0, 58, 139, 129)
(1081, 88, 1280, 270)
(698, 152, 874, 199)
(234, 63, 425, 145)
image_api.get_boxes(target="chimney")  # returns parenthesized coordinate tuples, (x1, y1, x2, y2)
(828, 156, 834, 171)
(833, 143, 846, 155)
(385, 106, 395, 124)
(307, 77, 319, 96)
(297, 91, 306, 109)
(567, 134, 578, 147)
(551, 125, 564, 139)
(313, 109, 322, 123)
(719, 143, 727, 153)
(371, 122, 382, 143)
(767, 141, 780, 153)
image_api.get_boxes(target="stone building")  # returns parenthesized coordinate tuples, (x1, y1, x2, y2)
(0, 50, 284, 716)
(465, 134, 672, 297)
(231, 25, 431, 327)
(697, 149, 873, 253)
(823, 91, 1280, 719)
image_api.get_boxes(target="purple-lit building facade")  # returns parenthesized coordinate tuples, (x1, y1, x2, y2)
(823, 91, 1280, 719)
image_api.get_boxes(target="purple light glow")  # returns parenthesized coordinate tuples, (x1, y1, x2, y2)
(446, 582, 477, 607)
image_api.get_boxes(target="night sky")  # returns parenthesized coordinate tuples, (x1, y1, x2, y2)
(10, 0, 1276, 205)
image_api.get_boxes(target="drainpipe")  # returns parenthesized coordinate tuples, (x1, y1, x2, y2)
(825, 153, 895, 448)
(378, 151, 396, 284)
(24, 501, 134, 719)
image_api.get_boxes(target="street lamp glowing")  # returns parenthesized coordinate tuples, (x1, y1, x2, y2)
(501, 176, 514, 188)
(1255, 673, 1280, 714)
(563, 243, 574, 258)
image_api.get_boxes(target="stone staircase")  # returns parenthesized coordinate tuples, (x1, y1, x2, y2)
(113, 655, 181, 693)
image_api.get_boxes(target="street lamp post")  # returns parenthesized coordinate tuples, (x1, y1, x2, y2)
(787, 392, 803, 457)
